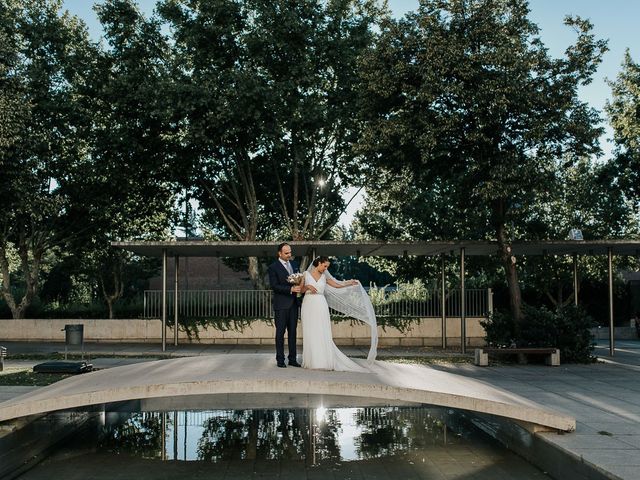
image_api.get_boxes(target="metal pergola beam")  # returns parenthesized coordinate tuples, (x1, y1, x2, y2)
(112, 239, 640, 258)
(113, 239, 640, 356)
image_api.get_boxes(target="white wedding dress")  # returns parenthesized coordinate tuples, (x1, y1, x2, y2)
(301, 270, 368, 372)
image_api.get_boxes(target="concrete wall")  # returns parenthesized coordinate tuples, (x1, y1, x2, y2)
(0, 317, 487, 347)
(590, 326, 638, 340)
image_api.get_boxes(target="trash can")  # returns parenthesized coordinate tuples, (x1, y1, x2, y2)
(64, 324, 84, 346)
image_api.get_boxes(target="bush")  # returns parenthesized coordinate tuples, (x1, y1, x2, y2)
(368, 279, 431, 305)
(0, 297, 145, 319)
(481, 304, 596, 363)
(480, 310, 515, 348)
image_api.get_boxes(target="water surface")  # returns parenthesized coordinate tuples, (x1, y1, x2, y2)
(17, 405, 551, 479)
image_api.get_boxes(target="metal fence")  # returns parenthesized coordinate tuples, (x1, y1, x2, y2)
(143, 288, 492, 319)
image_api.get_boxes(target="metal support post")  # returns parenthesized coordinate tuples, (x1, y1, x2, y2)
(441, 253, 446, 349)
(0, 346, 6, 372)
(161, 411, 167, 461)
(573, 253, 579, 306)
(173, 411, 178, 460)
(162, 249, 167, 352)
(608, 247, 615, 356)
(460, 247, 466, 354)
(174, 255, 179, 346)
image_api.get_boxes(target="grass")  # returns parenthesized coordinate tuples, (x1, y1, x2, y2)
(7, 353, 164, 361)
(7, 353, 90, 361)
(376, 355, 474, 366)
(0, 367, 73, 386)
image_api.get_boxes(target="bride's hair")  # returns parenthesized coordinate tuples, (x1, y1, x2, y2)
(312, 256, 330, 267)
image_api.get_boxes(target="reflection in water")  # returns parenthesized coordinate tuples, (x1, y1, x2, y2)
(14, 405, 553, 479)
(98, 406, 469, 465)
(99, 412, 163, 459)
(197, 409, 309, 462)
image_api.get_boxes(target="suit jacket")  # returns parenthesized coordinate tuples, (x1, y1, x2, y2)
(268, 259, 301, 310)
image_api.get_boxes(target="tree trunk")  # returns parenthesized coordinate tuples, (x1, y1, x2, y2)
(247, 256, 266, 290)
(544, 281, 576, 308)
(106, 297, 114, 320)
(495, 218, 524, 336)
(99, 263, 124, 319)
(0, 236, 42, 319)
(201, 159, 266, 290)
(0, 244, 18, 315)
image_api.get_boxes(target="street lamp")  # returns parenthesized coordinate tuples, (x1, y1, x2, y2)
(568, 229, 583, 240)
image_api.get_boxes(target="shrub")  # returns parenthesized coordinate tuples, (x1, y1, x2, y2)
(481, 304, 596, 363)
(368, 279, 431, 306)
(2, 298, 146, 319)
(480, 310, 515, 348)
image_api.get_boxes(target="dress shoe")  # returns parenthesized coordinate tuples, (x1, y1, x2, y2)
(288, 361, 302, 367)
(277, 362, 286, 368)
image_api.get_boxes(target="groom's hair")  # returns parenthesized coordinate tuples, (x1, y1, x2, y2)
(277, 242, 290, 253)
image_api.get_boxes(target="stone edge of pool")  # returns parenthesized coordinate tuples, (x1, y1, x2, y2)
(0, 354, 575, 433)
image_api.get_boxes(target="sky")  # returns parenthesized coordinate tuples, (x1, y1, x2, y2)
(61, 0, 640, 226)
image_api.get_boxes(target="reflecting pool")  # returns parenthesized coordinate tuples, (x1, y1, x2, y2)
(15, 404, 552, 479)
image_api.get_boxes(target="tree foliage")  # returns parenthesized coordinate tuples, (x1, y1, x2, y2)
(607, 50, 640, 202)
(70, 0, 176, 317)
(0, 0, 95, 318)
(356, 0, 608, 327)
(158, 0, 380, 285)
(1, 0, 637, 324)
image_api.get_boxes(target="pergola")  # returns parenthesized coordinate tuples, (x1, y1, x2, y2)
(113, 239, 640, 355)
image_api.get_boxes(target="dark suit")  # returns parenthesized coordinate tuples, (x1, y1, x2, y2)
(268, 259, 300, 364)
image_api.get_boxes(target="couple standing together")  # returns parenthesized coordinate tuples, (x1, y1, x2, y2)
(267, 242, 378, 372)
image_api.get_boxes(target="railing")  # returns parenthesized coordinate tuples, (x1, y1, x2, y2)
(149, 407, 448, 428)
(144, 290, 273, 320)
(143, 289, 492, 319)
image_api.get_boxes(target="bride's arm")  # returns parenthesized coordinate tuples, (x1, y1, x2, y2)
(300, 273, 317, 294)
(326, 276, 359, 288)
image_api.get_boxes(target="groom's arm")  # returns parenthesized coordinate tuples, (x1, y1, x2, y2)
(268, 264, 294, 295)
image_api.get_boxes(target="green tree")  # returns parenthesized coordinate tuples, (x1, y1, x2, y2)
(607, 50, 640, 202)
(515, 156, 638, 307)
(158, 0, 380, 286)
(67, 0, 177, 318)
(357, 0, 607, 329)
(0, 0, 94, 318)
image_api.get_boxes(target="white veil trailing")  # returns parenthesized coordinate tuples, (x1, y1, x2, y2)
(306, 263, 378, 362)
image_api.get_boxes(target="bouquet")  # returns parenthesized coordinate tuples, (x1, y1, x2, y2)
(287, 272, 304, 298)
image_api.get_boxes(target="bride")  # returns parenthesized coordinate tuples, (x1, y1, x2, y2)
(300, 256, 378, 372)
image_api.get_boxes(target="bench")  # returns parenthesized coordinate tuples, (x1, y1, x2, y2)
(475, 347, 560, 366)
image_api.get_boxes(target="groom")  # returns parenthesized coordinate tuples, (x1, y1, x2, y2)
(268, 242, 303, 368)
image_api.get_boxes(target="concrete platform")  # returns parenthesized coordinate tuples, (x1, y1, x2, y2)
(0, 354, 574, 432)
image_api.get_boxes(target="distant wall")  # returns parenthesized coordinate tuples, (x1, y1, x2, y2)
(590, 326, 638, 340)
(148, 257, 254, 290)
(0, 317, 487, 347)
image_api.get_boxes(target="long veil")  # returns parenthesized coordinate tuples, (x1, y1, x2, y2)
(306, 264, 378, 362)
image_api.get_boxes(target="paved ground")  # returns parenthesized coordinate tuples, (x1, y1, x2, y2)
(1, 339, 640, 479)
